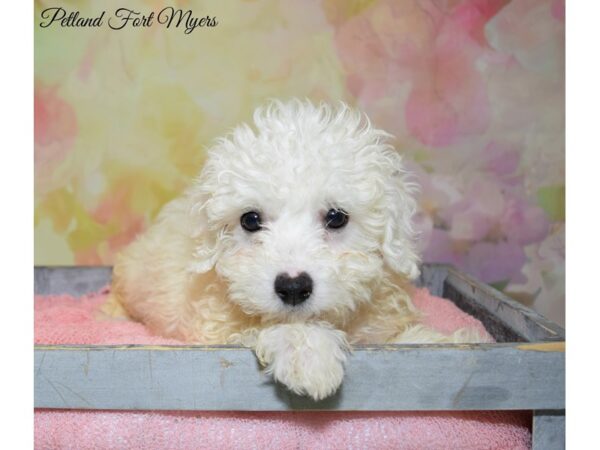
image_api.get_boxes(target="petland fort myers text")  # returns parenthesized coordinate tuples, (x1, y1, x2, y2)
(39, 7, 219, 34)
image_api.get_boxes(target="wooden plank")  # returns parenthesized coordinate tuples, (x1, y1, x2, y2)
(34, 342, 564, 411)
(533, 409, 565, 450)
(35, 266, 112, 296)
(444, 268, 565, 343)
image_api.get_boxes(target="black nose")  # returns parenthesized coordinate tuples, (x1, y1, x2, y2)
(274, 272, 313, 306)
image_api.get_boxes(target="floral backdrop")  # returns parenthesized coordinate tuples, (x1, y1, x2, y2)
(34, 0, 565, 325)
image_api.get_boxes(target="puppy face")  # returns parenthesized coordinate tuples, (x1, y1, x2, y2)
(189, 101, 420, 320)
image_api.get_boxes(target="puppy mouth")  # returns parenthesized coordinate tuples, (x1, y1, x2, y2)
(278, 304, 315, 322)
(269, 293, 315, 320)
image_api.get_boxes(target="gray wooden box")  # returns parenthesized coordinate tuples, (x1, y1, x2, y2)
(34, 264, 565, 449)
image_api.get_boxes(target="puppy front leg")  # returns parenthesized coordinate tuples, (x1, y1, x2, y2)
(254, 322, 351, 401)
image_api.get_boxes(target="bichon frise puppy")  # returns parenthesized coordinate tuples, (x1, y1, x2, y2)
(110, 99, 482, 400)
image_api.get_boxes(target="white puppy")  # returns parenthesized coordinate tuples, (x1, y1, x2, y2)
(109, 99, 482, 400)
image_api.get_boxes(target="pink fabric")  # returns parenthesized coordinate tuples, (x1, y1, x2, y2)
(35, 287, 531, 449)
(411, 287, 493, 339)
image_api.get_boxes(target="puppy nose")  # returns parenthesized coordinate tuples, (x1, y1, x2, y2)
(274, 272, 313, 306)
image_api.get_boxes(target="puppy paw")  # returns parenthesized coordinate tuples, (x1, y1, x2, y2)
(450, 326, 493, 343)
(255, 323, 350, 400)
(394, 324, 491, 343)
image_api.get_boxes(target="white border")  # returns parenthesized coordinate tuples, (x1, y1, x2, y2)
(0, 0, 587, 446)
(0, 0, 33, 447)
(566, 0, 600, 447)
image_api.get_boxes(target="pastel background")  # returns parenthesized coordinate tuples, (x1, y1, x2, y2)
(34, 0, 565, 325)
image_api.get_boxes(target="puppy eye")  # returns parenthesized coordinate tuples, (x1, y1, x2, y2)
(240, 211, 262, 232)
(324, 208, 349, 230)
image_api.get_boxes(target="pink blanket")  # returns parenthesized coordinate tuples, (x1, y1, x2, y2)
(35, 287, 531, 449)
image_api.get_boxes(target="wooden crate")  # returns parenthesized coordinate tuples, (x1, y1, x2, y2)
(34, 264, 565, 449)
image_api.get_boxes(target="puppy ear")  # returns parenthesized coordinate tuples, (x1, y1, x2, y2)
(186, 167, 222, 274)
(380, 152, 421, 280)
(185, 124, 257, 274)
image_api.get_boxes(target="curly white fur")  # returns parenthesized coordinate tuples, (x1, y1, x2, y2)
(110, 99, 485, 400)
